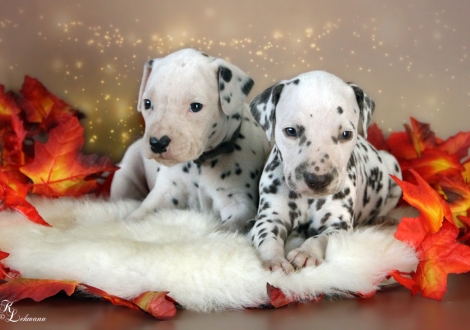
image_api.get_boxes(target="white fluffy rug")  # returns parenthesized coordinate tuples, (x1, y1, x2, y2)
(0, 197, 418, 312)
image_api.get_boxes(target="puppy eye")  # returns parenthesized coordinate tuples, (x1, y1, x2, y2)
(144, 99, 152, 110)
(190, 102, 203, 113)
(284, 127, 297, 138)
(341, 131, 353, 141)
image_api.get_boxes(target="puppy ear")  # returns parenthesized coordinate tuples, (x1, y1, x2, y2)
(210, 59, 254, 115)
(348, 82, 375, 138)
(249, 83, 285, 141)
(137, 58, 161, 112)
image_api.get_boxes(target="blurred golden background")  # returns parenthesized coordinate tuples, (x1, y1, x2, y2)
(1, 0, 469, 162)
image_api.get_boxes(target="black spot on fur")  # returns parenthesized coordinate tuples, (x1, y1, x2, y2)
(172, 198, 179, 206)
(224, 96, 231, 103)
(321, 212, 332, 224)
(241, 78, 255, 95)
(337, 106, 344, 115)
(316, 199, 326, 211)
(201, 53, 209, 57)
(263, 178, 281, 194)
(220, 66, 232, 82)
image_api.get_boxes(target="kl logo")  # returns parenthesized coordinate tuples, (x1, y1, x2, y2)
(0, 300, 46, 323)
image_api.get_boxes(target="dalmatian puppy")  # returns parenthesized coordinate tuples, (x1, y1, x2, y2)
(111, 48, 270, 231)
(249, 71, 402, 273)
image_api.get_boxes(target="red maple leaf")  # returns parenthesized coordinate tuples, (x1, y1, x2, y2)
(266, 283, 294, 308)
(436, 131, 470, 160)
(438, 175, 470, 227)
(386, 131, 418, 161)
(0, 85, 28, 167)
(404, 117, 437, 157)
(0, 278, 78, 302)
(19, 116, 117, 197)
(0, 171, 50, 226)
(392, 222, 470, 301)
(367, 123, 388, 151)
(18, 76, 84, 131)
(393, 169, 453, 248)
(0, 251, 19, 281)
(82, 284, 176, 320)
(400, 149, 463, 185)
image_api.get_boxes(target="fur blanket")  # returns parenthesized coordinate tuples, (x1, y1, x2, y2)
(0, 197, 418, 312)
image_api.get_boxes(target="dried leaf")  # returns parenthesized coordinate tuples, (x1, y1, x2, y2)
(0, 278, 78, 302)
(438, 175, 470, 226)
(267, 283, 293, 308)
(0, 85, 28, 166)
(400, 149, 463, 185)
(131, 291, 177, 320)
(386, 132, 418, 161)
(414, 221, 470, 300)
(0, 172, 50, 226)
(436, 131, 470, 160)
(18, 76, 84, 130)
(367, 123, 388, 151)
(19, 116, 117, 197)
(393, 169, 453, 248)
(83, 284, 176, 320)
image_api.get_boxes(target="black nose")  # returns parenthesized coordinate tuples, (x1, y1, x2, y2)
(304, 172, 333, 191)
(149, 135, 171, 154)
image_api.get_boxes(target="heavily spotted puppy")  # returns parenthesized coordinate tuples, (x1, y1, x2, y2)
(111, 48, 270, 231)
(249, 71, 402, 273)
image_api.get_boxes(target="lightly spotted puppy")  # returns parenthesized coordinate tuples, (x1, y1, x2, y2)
(249, 71, 402, 273)
(111, 48, 270, 231)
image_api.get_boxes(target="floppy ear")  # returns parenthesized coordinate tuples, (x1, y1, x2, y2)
(249, 83, 285, 141)
(210, 59, 255, 115)
(137, 58, 161, 112)
(348, 82, 375, 138)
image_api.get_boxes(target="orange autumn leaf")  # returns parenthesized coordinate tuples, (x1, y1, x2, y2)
(400, 149, 463, 185)
(131, 291, 177, 320)
(83, 284, 176, 320)
(367, 123, 388, 151)
(0, 85, 28, 167)
(267, 283, 293, 308)
(0, 172, 50, 226)
(413, 221, 470, 300)
(462, 158, 470, 184)
(393, 169, 453, 248)
(437, 175, 470, 227)
(404, 117, 437, 157)
(18, 76, 84, 131)
(0, 251, 12, 281)
(0, 278, 78, 302)
(436, 131, 470, 160)
(386, 132, 418, 161)
(19, 116, 117, 197)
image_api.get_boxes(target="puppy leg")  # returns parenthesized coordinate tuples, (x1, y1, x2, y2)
(111, 139, 149, 201)
(217, 193, 257, 232)
(286, 235, 329, 269)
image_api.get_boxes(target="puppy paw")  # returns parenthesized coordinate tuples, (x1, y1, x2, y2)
(286, 249, 323, 269)
(262, 257, 295, 274)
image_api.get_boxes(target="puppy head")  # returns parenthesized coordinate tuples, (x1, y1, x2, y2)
(251, 71, 375, 197)
(138, 48, 254, 166)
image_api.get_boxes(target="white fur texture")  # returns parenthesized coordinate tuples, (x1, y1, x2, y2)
(0, 198, 418, 312)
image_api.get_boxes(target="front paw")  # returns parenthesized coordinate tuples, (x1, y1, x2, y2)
(286, 249, 323, 269)
(262, 257, 295, 274)
(286, 235, 328, 269)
